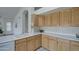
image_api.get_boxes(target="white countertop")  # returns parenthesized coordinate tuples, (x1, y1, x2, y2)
(0, 32, 79, 43)
(0, 33, 41, 43)
(43, 33, 79, 41)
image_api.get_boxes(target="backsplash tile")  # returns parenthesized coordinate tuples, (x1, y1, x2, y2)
(40, 27, 79, 35)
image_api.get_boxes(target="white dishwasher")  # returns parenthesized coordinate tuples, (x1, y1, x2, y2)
(0, 41, 15, 51)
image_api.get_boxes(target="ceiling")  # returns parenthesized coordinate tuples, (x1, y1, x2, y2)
(0, 7, 22, 18)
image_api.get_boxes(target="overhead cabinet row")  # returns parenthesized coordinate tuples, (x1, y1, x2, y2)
(33, 8, 79, 27)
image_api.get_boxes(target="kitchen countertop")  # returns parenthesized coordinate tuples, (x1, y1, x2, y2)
(0, 33, 41, 43)
(43, 33, 79, 41)
(0, 32, 79, 43)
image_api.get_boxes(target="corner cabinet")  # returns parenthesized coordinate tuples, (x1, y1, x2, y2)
(35, 35, 42, 49)
(42, 35, 49, 50)
(42, 35, 58, 51)
(27, 35, 41, 51)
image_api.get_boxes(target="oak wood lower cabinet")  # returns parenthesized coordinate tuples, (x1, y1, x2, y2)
(15, 34, 41, 51)
(58, 38, 70, 51)
(27, 35, 41, 51)
(48, 37, 58, 51)
(26, 37, 36, 51)
(35, 35, 42, 49)
(15, 34, 79, 51)
(70, 41, 79, 51)
(15, 38, 27, 51)
(42, 35, 49, 50)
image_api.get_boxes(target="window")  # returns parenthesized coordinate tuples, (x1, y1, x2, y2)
(6, 22, 12, 31)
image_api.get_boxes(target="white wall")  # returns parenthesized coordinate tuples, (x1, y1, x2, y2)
(13, 7, 34, 35)
(13, 8, 26, 35)
(40, 27, 79, 36)
(28, 8, 34, 33)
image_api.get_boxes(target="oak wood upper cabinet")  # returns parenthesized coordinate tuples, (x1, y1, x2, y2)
(32, 14, 38, 27)
(72, 7, 79, 27)
(15, 38, 27, 51)
(37, 15, 45, 27)
(70, 41, 79, 51)
(32, 15, 45, 27)
(48, 37, 58, 51)
(60, 8, 72, 26)
(45, 14, 52, 26)
(42, 35, 49, 50)
(58, 38, 70, 51)
(51, 12, 60, 26)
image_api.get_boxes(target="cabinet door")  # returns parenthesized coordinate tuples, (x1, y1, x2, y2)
(70, 41, 79, 51)
(35, 35, 42, 49)
(38, 15, 45, 27)
(58, 39, 70, 51)
(27, 37, 36, 51)
(49, 37, 58, 51)
(58, 39, 63, 51)
(42, 35, 49, 49)
(72, 7, 79, 27)
(15, 39, 27, 51)
(62, 39, 70, 51)
(60, 8, 72, 26)
(45, 14, 52, 26)
(51, 12, 60, 26)
(32, 15, 39, 27)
